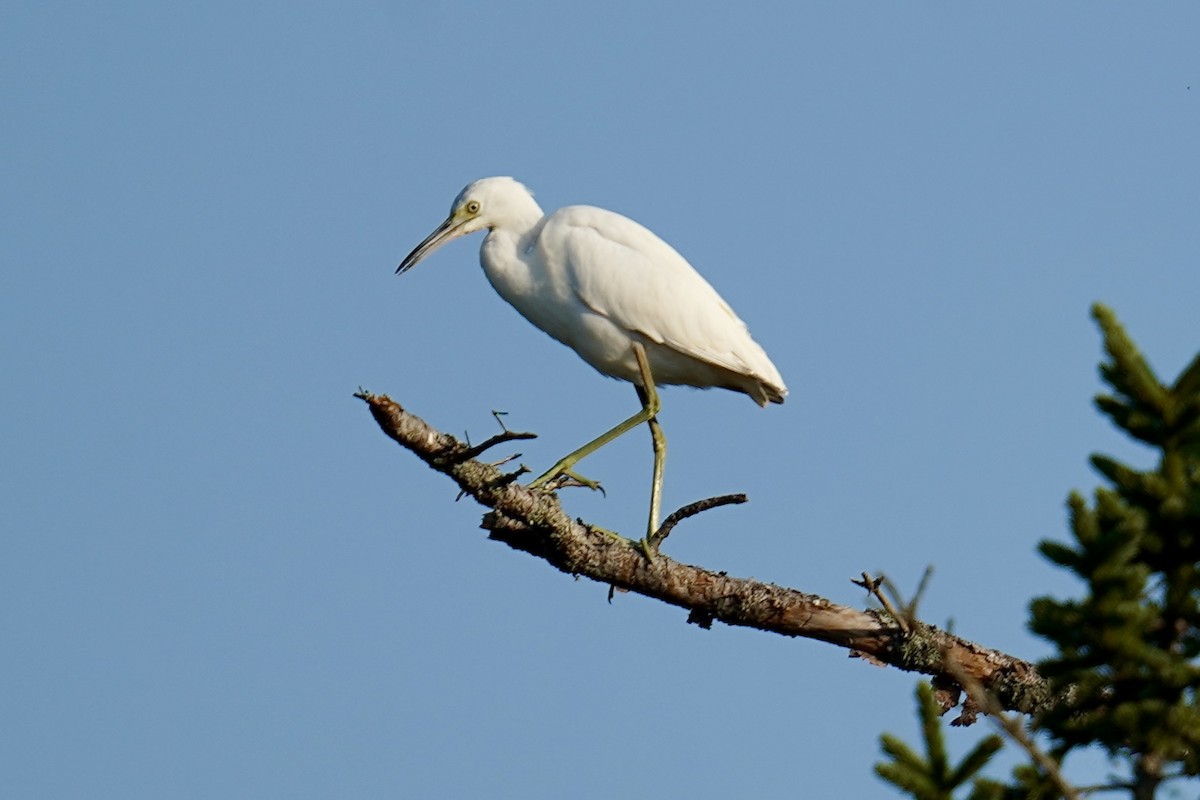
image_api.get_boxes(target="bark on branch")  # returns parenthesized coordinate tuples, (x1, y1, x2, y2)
(358, 391, 1053, 722)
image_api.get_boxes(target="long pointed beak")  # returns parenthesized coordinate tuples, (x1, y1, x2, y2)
(396, 215, 467, 275)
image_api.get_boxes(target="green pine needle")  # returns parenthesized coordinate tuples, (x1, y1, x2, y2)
(875, 684, 1005, 799)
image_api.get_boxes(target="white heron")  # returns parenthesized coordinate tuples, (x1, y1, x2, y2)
(397, 177, 786, 554)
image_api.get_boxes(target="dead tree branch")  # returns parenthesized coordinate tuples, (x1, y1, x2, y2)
(357, 391, 1054, 720)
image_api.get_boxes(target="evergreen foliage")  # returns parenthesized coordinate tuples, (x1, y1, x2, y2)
(1031, 304, 1200, 778)
(877, 305, 1200, 797)
(875, 683, 1004, 800)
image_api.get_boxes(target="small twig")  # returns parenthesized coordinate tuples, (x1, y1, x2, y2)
(902, 564, 934, 621)
(850, 572, 883, 593)
(606, 583, 630, 604)
(455, 429, 538, 463)
(853, 571, 911, 634)
(489, 465, 530, 488)
(486, 452, 523, 468)
(458, 465, 532, 499)
(943, 651, 1082, 800)
(878, 570, 931, 627)
(647, 493, 747, 552)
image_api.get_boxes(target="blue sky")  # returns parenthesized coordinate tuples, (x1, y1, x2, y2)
(3, 3, 1198, 797)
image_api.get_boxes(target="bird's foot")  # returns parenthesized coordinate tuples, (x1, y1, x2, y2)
(558, 468, 605, 494)
(638, 536, 658, 563)
(585, 522, 624, 542)
(530, 467, 605, 495)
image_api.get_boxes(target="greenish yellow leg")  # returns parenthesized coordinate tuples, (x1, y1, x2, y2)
(585, 523, 624, 542)
(529, 343, 661, 491)
(632, 349, 665, 560)
(531, 343, 666, 562)
(556, 468, 604, 493)
(640, 402, 666, 558)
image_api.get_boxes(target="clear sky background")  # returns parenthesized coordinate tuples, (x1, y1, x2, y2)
(3, 3, 1198, 798)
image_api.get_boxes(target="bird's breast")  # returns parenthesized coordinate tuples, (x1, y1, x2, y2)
(480, 231, 580, 337)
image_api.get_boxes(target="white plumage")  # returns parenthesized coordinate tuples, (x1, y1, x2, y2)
(399, 176, 786, 405)
(397, 177, 786, 552)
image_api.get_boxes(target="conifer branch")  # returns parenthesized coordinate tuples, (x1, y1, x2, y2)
(943, 649, 1082, 800)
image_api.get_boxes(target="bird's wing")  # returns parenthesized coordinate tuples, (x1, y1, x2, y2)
(545, 205, 779, 383)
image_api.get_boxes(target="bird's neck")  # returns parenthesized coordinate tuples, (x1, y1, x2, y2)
(477, 190, 546, 306)
(498, 194, 545, 234)
(479, 218, 545, 312)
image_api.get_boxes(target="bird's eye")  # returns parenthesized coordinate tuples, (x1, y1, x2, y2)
(465, 200, 481, 214)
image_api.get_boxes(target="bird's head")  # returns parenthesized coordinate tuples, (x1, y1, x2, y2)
(396, 177, 542, 275)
